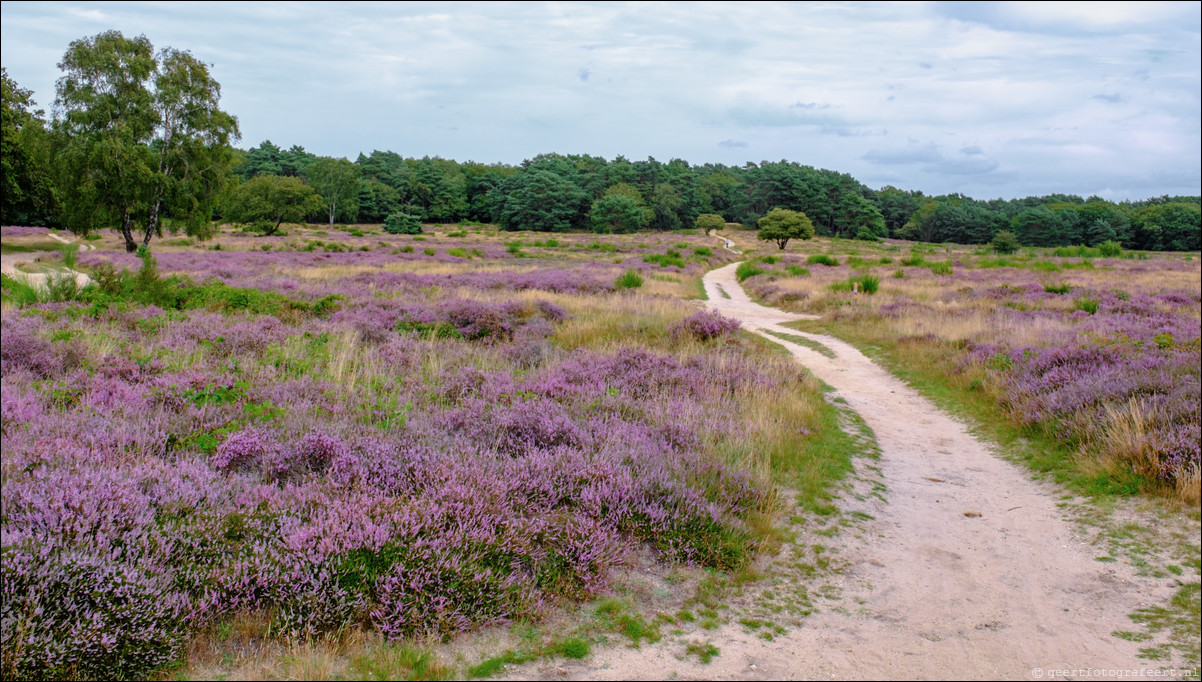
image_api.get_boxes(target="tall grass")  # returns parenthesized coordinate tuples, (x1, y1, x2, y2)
(735, 261, 764, 281)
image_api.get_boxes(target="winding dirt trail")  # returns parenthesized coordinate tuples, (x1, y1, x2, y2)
(508, 262, 1176, 681)
(0, 231, 92, 289)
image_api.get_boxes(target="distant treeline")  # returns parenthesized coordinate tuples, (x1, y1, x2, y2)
(231, 142, 1200, 251)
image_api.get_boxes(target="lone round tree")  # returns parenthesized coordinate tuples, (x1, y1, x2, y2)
(757, 208, 815, 250)
(54, 31, 239, 251)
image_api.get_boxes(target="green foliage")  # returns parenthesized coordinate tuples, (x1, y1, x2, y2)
(1097, 239, 1123, 257)
(1074, 297, 1099, 314)
(0, 274, 44, 307)
(224, 175, 323, 235)
(643, 250, 686, 268)
(447, 247, 470, 259)
(1130, 201, 1201, 252)
(54, 31, 239, 251)
(395, 320, 463, 339)
(614, 270, 643, 289)
(556, 637, 590, 660)
(757, 208, 815, 249)
(685, 642, 720, 664)
(384, 211, 423, 235)
(347, 644, 451, 681)
(807, 254, 838, 267)
(694, 213, 726, 232)
(497, 169, 588, 232)
(2, 68, 59, 226)
(735, 261, 764, 282)
(992, 230, 1021, 254)
(306, 156, 361, 225)
(785, 265, 810, 277)
(1043, 283, 1071, 294)
(929, 261, 953, 276)
(59, 243, 79, 269)
(851, 273, 880, 294)
(590, 192, 644, 234)
(693, 246, 713, 257)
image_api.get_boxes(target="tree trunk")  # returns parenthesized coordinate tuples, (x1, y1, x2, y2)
(328, 202, 336, 226)
(142, 201, 160, 251)
(120, 208, 137, 253)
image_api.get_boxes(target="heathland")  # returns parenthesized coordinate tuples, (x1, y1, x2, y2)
(1, 221, 1198, 680)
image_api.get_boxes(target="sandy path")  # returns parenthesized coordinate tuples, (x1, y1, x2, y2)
(0, 232, 92, 289)
(508, 262, 1174, 681)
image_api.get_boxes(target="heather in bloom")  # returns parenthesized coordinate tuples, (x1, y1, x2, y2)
(751, 244, 1201, 497)
(1, 233, 790, 679)
(669, 309, 741, 342)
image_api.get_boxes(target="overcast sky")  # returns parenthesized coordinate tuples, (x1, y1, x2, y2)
(2, 1, 1199, 201)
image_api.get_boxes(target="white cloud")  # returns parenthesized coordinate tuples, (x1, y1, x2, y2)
(0, 0, 1196, 200)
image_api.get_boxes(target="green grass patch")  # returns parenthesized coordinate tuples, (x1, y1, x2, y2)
(614, 269, 643, 289)
(929, 261, 953, 276)
(807, 254, 839, 267)
(1074, 297, 1099, 314)
(735, 261, 765, 281)
(1127, 582, 1200, 666)
(685, 641, 720, 664)
(760, 329, 836, 359)
(644, 251, 687, 268)
(348, 644, 452, 681)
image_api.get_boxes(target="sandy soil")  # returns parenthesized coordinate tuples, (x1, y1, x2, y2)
(501, 260, 1186, 681)
(0, 231, 92, 289)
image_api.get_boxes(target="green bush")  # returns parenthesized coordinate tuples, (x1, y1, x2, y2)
(929, 261, 953, 276)
(1074, 297, 1099, 314)
(991, 230, 1020, 255)
(806, 254, 838, 267)
(615, 270, 643, 289)
(784, 265, 809, 277)
(1043, 283, 1071, 294)
(735, 261, 764, 281)
(852, 273, 880, 294)
(643, 252, 686, 268)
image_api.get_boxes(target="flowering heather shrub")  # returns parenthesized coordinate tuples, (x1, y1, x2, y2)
(669, 309, 741, 342)
(211, 427, 280, 473)
(2, 272, 781, 679)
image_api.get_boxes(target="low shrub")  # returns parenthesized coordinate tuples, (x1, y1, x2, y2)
(614, 270, 643, 289)
(735, 262, 764, 281)
(669, 309, 740, 342)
